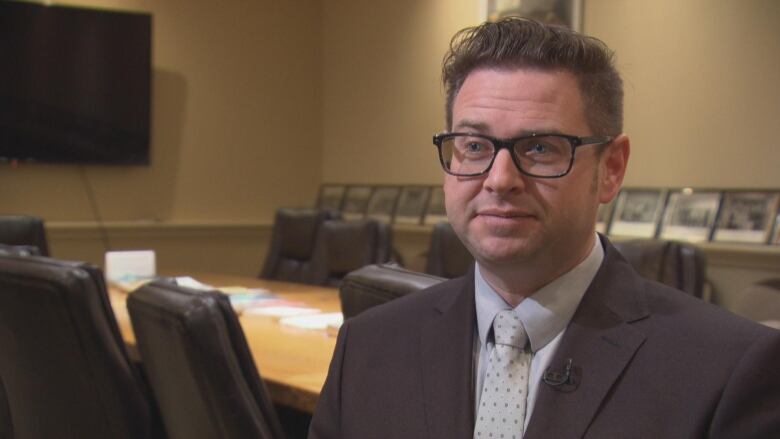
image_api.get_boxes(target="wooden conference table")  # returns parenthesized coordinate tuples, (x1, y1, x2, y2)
(109, 273, 340, 413)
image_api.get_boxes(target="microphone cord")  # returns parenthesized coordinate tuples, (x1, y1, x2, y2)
(79, 166, 112, 253)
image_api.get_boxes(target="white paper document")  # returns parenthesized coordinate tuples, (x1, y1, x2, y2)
(243, 306, 321, 318)
(279, 312, 344, 330)
(105, 250, 156, 283)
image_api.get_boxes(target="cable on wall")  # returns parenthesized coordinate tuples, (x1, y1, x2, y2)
(79, 166, 112, 253)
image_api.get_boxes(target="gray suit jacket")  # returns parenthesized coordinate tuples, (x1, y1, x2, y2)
(309, 238, 780, 438)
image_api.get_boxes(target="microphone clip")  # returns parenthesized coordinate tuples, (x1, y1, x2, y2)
(542, 358, 579, 392)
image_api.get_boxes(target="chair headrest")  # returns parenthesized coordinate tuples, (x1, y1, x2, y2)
(321, 220, 379, 274)
(341, 263, 445, 302)
(0, 215, 49, 256)
(339, 263, 446, 318)
(426, 221, 473, 278)
(276, 208, 329, 259)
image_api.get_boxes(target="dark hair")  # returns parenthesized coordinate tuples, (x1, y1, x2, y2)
(442, 17, 623, 135)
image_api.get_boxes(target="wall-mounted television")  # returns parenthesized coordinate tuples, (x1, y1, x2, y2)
(0, 1, 152, 165)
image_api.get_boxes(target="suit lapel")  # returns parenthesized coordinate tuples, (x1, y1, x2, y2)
(420, 272, 476, 439)
(525, 239, 650, 439)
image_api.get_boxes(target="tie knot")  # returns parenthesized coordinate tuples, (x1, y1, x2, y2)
(492, 310, 527, 349)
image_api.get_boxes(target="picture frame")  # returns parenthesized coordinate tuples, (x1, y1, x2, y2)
(480, 0, 583, 31)
(365, 186, 401, 224)
(772, 212, 780, 245)
(609, 189, 668, 238)
(423, 186, 448, 226)
(659, 189, 722, 243)
(341, 185, 373, 220)
(315, 184, 346, 211)
(713, 191, 780, 244)
(394, 186, 431, 225)
(595, 198, 617, 235)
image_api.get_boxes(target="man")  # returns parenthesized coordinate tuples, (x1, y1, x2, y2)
(309, 18, 780, 439)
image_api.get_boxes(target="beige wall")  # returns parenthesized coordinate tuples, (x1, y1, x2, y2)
(0, 0, 322, 223)
(6, 0, 778, 220)
(2, 1, 778, 297)
(48, 221, 271, 276)
(587, 0, 780, 188)
(321, 0, 475, 185)
(322, 0, 780, 189)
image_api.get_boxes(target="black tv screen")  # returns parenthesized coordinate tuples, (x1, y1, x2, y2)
(0, 1, 151, 165)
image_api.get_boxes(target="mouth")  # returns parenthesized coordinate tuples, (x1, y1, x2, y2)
(476, 208, 536, 219)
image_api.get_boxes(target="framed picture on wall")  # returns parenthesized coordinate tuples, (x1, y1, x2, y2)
(423, 186, 448, 226)
(480, 0, 583, 31)
(365, 186, 401, 224)
(772, 212, 780, 245)
(659, 189, 722, 243)
(315, 184, 346, 211)
(394, 186, 431, 225)
(341, 185, 373, 220)
(609, 189, 668, 238)
(713, 191, 780, 244)
(596, 198, 617, 234)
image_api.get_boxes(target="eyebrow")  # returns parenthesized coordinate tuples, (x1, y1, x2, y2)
(452, 119, 490, 133)
(452, 119, 565, 137)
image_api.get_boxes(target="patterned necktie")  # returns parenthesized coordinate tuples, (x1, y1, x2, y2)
(474, 310, 532, 439)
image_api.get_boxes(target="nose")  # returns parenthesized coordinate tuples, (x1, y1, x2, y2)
(483, 149, 526, 194)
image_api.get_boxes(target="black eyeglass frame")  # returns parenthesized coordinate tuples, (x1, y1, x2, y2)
(432, 132, 613, 178)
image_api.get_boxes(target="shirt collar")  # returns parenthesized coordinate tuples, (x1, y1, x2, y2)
(475, 234, 604, 353)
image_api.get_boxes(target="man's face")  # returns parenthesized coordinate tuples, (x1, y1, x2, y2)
(444, 67, 626, 275)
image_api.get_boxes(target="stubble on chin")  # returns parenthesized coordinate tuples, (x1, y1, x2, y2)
(463, 220, 543, 266)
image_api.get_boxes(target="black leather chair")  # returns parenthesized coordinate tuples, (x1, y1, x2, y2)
(127, 282, 285, 439)
(0, 243, 41, 257)
(0, 375, 11, 439)
(612, 238, 707, 299)
(0, 254, 162, 439)
(309, 219, 394, 287)
(0, 215, 49, 256)
(260, 208, 338, 283)
(425, 221, 474, 279)
(340, 264, 446, 319)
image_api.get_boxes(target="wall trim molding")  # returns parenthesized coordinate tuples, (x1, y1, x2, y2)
(46, 220, 273, 240)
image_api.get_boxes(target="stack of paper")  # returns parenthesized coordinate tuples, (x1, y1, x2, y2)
(174, 278, 287, 314)
(105, 250, 156, 285)
(279, 312, 344, 331)
(243, 305, 321, 319)
(219, 286, 272, 296)
(227, 292, 279, 314)
(174, 276, 215, 291)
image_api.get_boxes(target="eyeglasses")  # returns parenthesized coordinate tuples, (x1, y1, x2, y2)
(432, 132, 613, 178)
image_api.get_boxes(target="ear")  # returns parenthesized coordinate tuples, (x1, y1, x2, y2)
(598, 134, 630, 204)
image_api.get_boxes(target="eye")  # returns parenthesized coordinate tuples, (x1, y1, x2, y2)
(517, 138, 565, 157)
(452, 136, 492, 156)
(528, 143, 548, 154)
(466, 142, 484, 153)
